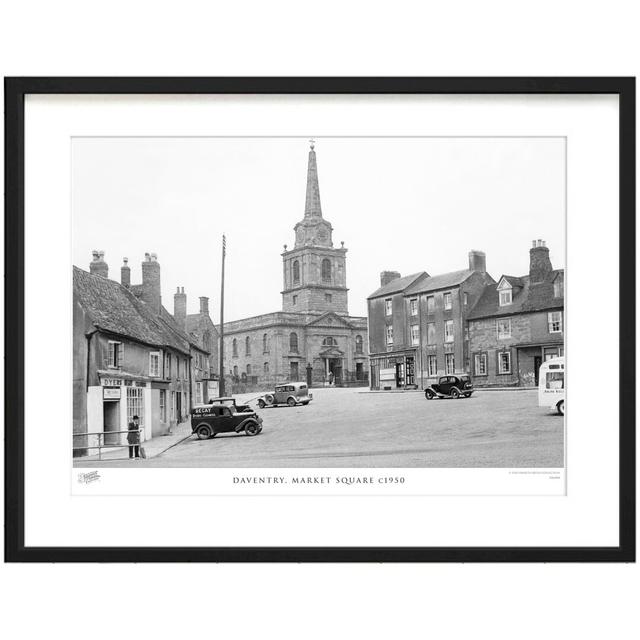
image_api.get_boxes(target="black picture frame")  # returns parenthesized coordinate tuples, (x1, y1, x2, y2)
(4, 77, 635, 563)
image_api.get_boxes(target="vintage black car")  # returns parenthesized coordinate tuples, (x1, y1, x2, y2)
(425, 375, 474, 399)
(191, 397, 263, 439)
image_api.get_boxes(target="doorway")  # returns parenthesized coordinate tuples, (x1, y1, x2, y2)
(103, 401, 120, 445)
(327, 358, 342, 385)
(176, 391, 182, 422)
(534, 356, 542, 385)
(395, 361, 405, 388)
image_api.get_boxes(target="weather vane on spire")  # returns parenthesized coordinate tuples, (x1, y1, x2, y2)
(309, 138, 315, 150)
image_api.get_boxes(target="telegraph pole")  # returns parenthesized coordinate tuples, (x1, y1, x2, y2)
(218, 234, 226, 397)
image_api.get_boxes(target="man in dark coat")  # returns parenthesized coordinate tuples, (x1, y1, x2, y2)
(127, 415, 141, 459)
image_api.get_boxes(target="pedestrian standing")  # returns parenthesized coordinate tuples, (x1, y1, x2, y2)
(128, 415, 141, 459)
(328, 371, 334, 386)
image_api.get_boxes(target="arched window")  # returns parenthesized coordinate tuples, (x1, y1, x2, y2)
(263, 333, 269, 353)
(355, 335, 363, 354)
(232, 338, 238, 357)
(245, 336, 251, 356)
(322, 336, 336, 347)
(293, 260, 300, 284)
(289, 332, 298, 353)
(233, 365, 238, 377)
(246, 364, 252, 375)
(321, 258, 332, 282)
(264, 362, 269, 374)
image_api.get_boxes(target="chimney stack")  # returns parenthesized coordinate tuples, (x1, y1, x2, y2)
(89, 250, 109, 278)
(141, 252, 161, 314)
(174, 287, 186, 331)
(468, 250, 486, 273)
(199, 296, 210, 316)
(529, 239, 553, 283)
(380, 271, 401, 287)
(121, 257, 130, 287)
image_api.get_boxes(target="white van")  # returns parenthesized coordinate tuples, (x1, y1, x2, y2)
(538, 356, 565, 415)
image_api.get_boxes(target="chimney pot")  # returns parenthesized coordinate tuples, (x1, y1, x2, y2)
(120, 257, 131, 287)
(89, 250, 109, 278)
(468, 250, 486, 273)
(380, 271, 402, 287)
(529, 240, 553, 283)
(141, 253, 161, 313)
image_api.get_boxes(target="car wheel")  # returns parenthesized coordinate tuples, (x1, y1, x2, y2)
(450, 388, 460, 399)
(245, 421, 260, 436)
(257, 399, 266, 409)
(557, 400, 565, 416)
(287, 397, 296, 407)
(196, 424, 212, 440)
(425, 389, 435, 400)
(302, 400, 310, 405)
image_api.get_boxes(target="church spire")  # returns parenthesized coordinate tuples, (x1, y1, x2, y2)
(304, 139, 322, 218)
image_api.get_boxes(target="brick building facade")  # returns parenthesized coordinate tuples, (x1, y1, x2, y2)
(368, 251, 495, 389)
(220, 142, 368, 387)
(467, 240, 564, 387)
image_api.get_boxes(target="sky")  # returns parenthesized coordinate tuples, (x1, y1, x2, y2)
(72, 137, 565, 321)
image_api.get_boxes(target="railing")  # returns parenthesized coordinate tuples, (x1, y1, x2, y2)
(73, 429, 141, 461)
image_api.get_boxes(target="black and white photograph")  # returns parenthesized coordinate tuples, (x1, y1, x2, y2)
(71, 136, 566, 471)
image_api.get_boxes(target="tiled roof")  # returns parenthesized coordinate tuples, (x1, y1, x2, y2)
(367, 272, 428, 299)
(468, 269, 564, 320)
(403, 269, 474, 296)
(73, 267, 190, 354)
(500, 275, 525, 288)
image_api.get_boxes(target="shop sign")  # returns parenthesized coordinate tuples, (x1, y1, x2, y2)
(103, 387, 121, 400)
(380, 368, 396, 381)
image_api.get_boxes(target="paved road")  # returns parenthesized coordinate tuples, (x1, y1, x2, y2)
(84, 387, 564, 468)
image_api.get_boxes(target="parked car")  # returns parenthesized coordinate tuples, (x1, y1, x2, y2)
(191, 397, 263, 439)
(425, 375, 474, 399)
(257, 382, 313, 408)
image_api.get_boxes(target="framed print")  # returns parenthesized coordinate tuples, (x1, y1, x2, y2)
(4, 77, 635, 562)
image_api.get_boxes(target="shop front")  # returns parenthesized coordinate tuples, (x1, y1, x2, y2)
(369, 350, 417, 390)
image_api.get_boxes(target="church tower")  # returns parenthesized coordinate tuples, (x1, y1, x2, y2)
(281, 141, 349, 315)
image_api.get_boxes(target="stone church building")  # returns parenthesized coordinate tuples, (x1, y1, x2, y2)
(221, 142, 368, 387)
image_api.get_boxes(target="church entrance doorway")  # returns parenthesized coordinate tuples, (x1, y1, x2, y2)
(325, 358, 343, 386)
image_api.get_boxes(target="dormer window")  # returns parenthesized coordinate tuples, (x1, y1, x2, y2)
(553, 273, 564, 298)
(499, 289, 512, 306)
(497, 277, 514, 306)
